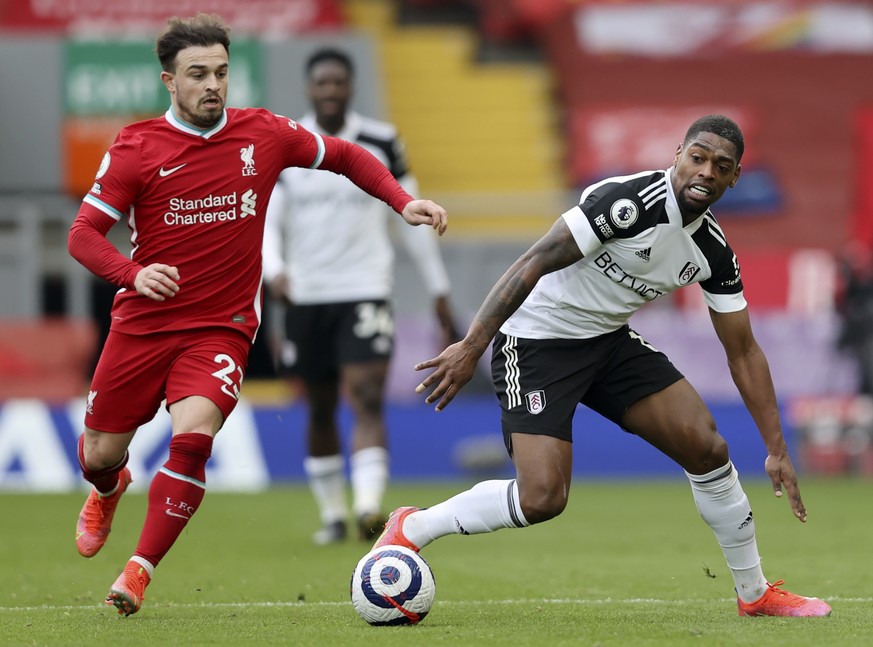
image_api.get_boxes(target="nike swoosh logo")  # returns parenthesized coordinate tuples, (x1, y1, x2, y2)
(159, 163, 187, 177)
(165, 509, 190, 519)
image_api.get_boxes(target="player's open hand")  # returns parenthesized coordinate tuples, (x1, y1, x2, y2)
(414, 340, 481, 411)
(764, 452, 807, 522)
(401, 199, 448, 235)
(134, 263, 180, 302)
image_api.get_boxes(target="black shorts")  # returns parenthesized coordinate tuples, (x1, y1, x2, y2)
(491, 325, 683, 451)
(282, 300, 394, 382)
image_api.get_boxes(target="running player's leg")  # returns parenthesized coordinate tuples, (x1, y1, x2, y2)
(622, 379, 765, 586)
(131, 396, 221, 569)
(292, 303, 349, 544)
(106, 395, 221, 616)
(343, 359, 390, 540)
(76, 429, 135, 558)
(622, 375, 830, 616)
(106, 330, 247, 616)
(375, 333, 589, 551)
(76, 331, 167, 558)
(339, 300, 394, 540)
(376, 432, 570, 551)
(594, 330, 777, 609)
(78, 419, 132, 504)
(305, 378, 349, 544)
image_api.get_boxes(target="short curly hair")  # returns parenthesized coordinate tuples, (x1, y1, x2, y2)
(156, 13, 230, 72)
(684, 114, 744, 161)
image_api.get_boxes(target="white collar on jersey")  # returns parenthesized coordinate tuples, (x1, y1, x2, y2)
(164, 107, 228, 139)
(663, 166, 709, 231)
(300, 110, 362, 141)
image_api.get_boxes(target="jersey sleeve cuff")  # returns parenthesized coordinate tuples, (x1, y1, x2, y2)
(561, 205, 602, 257)
(703, 290, 747, 313)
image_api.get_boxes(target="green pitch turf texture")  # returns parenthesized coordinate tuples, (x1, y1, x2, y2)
(2, 477, 871, 646)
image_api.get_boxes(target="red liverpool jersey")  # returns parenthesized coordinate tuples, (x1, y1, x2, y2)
(69, 107, 412, 342)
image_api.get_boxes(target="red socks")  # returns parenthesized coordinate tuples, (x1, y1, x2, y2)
(134, 433, 213, 567)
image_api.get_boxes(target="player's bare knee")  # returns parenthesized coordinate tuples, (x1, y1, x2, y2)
(82, 432, 127, 470)
(82, 448, 121, 471)
(518, 487, 568, 524)
(688, 430, 730, 473)
(348, 381, 384, 419)
(708, 434, 730, 467)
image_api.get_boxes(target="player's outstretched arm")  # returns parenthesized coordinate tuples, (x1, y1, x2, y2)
(415, 218, 583, 411)
(709, 307, 808, 522)
(401, 199, 448, 235)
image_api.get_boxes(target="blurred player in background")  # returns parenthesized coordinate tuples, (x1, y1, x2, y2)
(374, 115, 832, 617)
(263, 48, 458, 545)
(836, 241, 873, 396)
(67, 14, 447, 617)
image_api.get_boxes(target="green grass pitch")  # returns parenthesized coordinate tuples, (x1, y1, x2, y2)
(2, 477, 871, 646)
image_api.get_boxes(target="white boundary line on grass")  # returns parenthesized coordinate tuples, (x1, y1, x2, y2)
(0, 596, 868, 612)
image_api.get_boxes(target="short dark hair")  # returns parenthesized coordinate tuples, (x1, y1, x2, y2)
(305, 47, 354, 79)
(156, 13, 231, 72)
(684, 114, 745, 162)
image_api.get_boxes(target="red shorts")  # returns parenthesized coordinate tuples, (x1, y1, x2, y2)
(85, 328, 250, 433)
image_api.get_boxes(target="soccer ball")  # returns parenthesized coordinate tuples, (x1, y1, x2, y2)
(350, 544, 436, 625)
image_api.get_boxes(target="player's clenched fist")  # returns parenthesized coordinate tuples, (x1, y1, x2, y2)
(401, 199, 448, 235)
(134, 263, 180, 301)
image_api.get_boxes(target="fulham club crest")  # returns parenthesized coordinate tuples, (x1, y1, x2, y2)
(525, 390, 546, 414)
(678, 261, 701, 285)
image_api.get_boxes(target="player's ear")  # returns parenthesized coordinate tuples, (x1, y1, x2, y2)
(673, 144, 682, 165)
(729, 163, 742, 188)
(161, 71, 176, 93)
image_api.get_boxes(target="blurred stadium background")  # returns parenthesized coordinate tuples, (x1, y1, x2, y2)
(1, 0, 873, 491)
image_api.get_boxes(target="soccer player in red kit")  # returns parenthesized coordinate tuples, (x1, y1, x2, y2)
(67, 13, 447, 617)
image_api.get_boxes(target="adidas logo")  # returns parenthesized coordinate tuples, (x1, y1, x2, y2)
(737, 511, 754, 530)
(635, 247, 652, 261)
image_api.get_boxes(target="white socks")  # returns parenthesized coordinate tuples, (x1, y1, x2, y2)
(303, 454, 347, 525)
(395, 466, 767, 603)
(403, 479, 529, 549)
(686, 462, 768, 603)
(350, 447, 389, 518)
(304, 448, 390, 525)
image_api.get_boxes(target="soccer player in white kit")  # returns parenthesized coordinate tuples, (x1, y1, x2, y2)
(374, 114, 832, 617)
(263, 48, 457, 545)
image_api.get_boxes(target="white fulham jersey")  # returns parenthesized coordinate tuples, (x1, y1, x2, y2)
(263, 111, 450, 304)
(502, 168, 746, 340)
